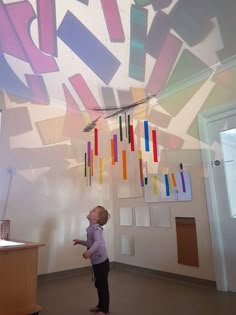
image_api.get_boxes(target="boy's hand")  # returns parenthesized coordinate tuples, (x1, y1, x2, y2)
(82, 251, 91, 259)
(73, 239, 80, 245)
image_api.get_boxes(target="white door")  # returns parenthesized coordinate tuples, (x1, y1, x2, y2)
(207, 113, 236, 292)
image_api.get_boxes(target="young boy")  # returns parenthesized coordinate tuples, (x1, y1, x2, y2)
(73, 205, 110, 315)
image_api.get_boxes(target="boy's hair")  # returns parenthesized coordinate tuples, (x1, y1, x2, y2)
(97, 205, 110, 226)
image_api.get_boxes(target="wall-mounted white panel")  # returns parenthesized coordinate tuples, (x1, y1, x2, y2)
(120, 234, 134, 256)
(134, 207, 150, 227)
(119, 207, 133, 226)
(144, 171, 192, 202)
(151, 205, 171, 228)
(118, 179, 143, 199)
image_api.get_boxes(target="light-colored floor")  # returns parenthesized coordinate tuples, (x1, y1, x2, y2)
(38, 268, 236, 315)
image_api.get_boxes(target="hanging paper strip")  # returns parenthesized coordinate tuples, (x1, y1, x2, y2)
(127, 114, 131, 142)
(85, 152, 88, 186)
(94, 128, 98, 156)
(153, 175, 158, 195)
(144, 120, 149, 151)
(123, 112, 127, 138)
(138, 149, 142, 160)
(84, 153, 87, 177)
(138, 150, 144, 187)
(87, 142, 91, 186)
(119, 116, 123, 141)
(164, 174, 170, 196)
(152, 129, 158, 162)
(168, 174, 172, 193)
(91, 149, 94, 176)
(99, 158, 103, 184)
(111, 138, 115, 165)
(88, 166, 91, 186)
(129, 125, 135, 151)
(113, 134, 118, 162)
(171, 173, 177, 188)
(87, 141, 91, 167)
(180, 171, 186, 192)
(122, 150, 127, 180)
(144, 160, 148, 181)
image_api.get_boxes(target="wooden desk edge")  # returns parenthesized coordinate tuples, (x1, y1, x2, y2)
(0, 240, 45, 252)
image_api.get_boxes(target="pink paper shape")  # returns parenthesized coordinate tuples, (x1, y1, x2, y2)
(147, 33, 183, 94)
(69, 74, 101, 120)
(0, 3, 27, 60)
(63, 84, 80, 114)
(37, 0, 57, 56)
(62, 84, 84, 138)
(100, 0, 125, 42)
(6, 1, 58, 74)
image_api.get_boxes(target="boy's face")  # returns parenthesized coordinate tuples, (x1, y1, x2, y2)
(87, 207, 100, 223)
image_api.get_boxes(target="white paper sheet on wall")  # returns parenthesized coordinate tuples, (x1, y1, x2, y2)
(134, 207, 150, 227)
(120, 234, 134, 255)
(144, 171, 192, 202)
(118, 179, 143, 198)
(151, 205, 171, 228)
(119, 207, 133, 226)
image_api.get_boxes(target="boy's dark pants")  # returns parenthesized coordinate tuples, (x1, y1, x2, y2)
(92, 258, 110, 313)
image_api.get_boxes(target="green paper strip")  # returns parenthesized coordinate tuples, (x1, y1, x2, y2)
(119, 116, 123, 141)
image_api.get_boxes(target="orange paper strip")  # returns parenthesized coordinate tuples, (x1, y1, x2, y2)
(171, 173, 177, 188)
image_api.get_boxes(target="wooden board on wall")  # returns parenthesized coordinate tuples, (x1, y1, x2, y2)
(175, 217, 199, 267)
(36, 116, 69, 145)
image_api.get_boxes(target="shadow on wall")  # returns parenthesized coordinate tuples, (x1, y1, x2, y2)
(39, 216, 57, 274)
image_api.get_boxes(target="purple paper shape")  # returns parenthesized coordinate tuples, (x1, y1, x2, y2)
(25, 74, 50, 105)
(58, 11, 121, 85)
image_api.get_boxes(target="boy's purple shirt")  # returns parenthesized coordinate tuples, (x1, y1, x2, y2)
(80, 223, 108, 265)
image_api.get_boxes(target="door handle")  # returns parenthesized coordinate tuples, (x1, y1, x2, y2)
(213, 160, 221, 166)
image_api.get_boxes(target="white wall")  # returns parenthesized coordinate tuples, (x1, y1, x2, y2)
(113, 145, 215, 281)
(1, 0, 236, 281)
(0, 93, 114, 274)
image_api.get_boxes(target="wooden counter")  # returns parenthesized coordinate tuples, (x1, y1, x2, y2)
(0, 240, 45, 315)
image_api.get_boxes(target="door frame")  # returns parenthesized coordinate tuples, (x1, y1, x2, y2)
(198, 102, 236, 291)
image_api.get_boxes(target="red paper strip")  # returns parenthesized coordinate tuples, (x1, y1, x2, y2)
(152, 129, 158, 162)
(129, 124, 135, 151)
